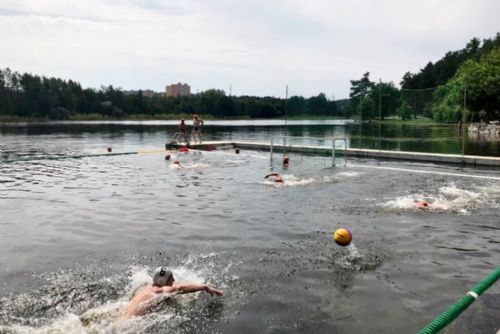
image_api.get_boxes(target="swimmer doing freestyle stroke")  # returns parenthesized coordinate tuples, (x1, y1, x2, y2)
(265, 173, 284, 183)
(122, 267, 223, 318)
(415, 200, 448, 211)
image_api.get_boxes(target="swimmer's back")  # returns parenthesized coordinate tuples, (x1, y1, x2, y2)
(122, 284, 170, 318)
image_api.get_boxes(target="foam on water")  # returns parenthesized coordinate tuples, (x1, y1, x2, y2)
(260, 169, 362, 187)
(329, 242, 386, 273)
(260, 174, 314, 187)
(0, 255, 230, 334)
(169, 162, 211, 170)
(382, 182, 500, 214)
(335, 171, 363, 178)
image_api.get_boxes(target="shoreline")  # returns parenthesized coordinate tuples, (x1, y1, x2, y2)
(0, 116, 451, 125)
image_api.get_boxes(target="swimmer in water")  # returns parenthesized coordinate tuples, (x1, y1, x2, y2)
(283, 155, 289, 167)
(122, 267, 223, 318)
(416, 201, 430, 209)
(416, 200, 448, 211)
(265, 173, 284, 183)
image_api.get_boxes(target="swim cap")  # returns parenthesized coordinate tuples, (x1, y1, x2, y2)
(153, 267, 173, 287)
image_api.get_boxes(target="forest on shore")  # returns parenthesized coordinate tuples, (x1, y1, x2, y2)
(0, 33, 498, 122)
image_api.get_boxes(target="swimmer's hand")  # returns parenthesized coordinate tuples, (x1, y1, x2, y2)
(205, 286, 224, 296)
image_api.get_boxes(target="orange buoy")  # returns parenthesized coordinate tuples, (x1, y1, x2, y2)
(333, 228, 352, 246)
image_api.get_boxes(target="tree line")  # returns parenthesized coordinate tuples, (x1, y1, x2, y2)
(348, 34, 500, 123)
(1, 34, 498, 122)
(0, 69, 340, 120)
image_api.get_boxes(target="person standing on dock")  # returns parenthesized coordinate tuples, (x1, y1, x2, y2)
(179, 118, 190, 145)
(192, 114, 204, 144)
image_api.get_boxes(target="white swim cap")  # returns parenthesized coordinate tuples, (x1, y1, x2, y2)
(153, 267, 173, 287)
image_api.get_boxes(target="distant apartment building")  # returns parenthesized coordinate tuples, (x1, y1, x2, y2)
(166, 83, 191, 97)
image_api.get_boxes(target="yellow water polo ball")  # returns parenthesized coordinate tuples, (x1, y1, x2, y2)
(333, 228, 352, 246)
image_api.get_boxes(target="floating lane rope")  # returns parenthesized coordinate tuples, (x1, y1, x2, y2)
(350, 164, 500, 181)
(417, 266, 500, 334)
(2, 149, 167, 163)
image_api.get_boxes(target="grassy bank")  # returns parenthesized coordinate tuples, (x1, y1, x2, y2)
(278, 115, 346, 120)
(1, 114, 449, 125)
(371, 117, 441, 125)
(0, 114, 252, 123)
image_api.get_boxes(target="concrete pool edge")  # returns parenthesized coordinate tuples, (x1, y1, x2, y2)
(168, 140, 500, 167)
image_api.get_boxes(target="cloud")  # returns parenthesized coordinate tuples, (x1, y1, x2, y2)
(0, 0, 498, 98)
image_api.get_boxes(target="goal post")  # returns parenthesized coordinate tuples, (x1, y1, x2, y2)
(270, 136, 347, 168)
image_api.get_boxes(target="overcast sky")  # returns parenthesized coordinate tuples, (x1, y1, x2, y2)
(0, 0, 498, 98)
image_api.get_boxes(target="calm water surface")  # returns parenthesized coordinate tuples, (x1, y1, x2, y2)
(0, 122, 499, 333)
(1, 119, 499, 156)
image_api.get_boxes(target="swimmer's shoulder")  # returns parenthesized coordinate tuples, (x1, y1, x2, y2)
(130, 283, 151, 296)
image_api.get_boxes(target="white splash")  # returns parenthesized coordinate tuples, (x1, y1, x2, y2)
(334, 243, 363, 271)
(262, 174, 314, 187)
(169, 162, 211, 170)
(336, 171, 362, 178)
(1, 263, 215, 334)
(381, 182, 500, 213)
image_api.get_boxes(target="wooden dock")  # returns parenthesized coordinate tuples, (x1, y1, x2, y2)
(167, 140, 500, 167)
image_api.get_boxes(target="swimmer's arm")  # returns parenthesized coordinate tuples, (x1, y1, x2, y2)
(168, 283, 223, 296)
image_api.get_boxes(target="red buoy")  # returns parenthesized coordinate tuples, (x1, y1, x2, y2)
(165, 154, 171, 160)
(107, 147, 112, 153)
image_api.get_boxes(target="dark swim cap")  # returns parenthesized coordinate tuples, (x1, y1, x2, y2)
(153, 267, 173, 286)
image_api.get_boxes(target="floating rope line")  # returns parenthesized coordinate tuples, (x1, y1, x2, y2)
(2, 149, 167, 163)
(417, 266, 500, 334)
(350, 164, 500, 181)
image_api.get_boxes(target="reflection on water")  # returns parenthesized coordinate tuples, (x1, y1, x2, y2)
(1, 120, 498, 156)
(1, 124, 500, 333)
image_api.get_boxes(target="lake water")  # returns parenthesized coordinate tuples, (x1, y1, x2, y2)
(0, 121, 499, 333)
(1, 119, 499, 156)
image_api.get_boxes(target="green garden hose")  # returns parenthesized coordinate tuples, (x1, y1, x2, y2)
(417, 266, 500, 334)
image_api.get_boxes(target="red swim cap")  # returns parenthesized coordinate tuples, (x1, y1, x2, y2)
(416, 201, 429, 209)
